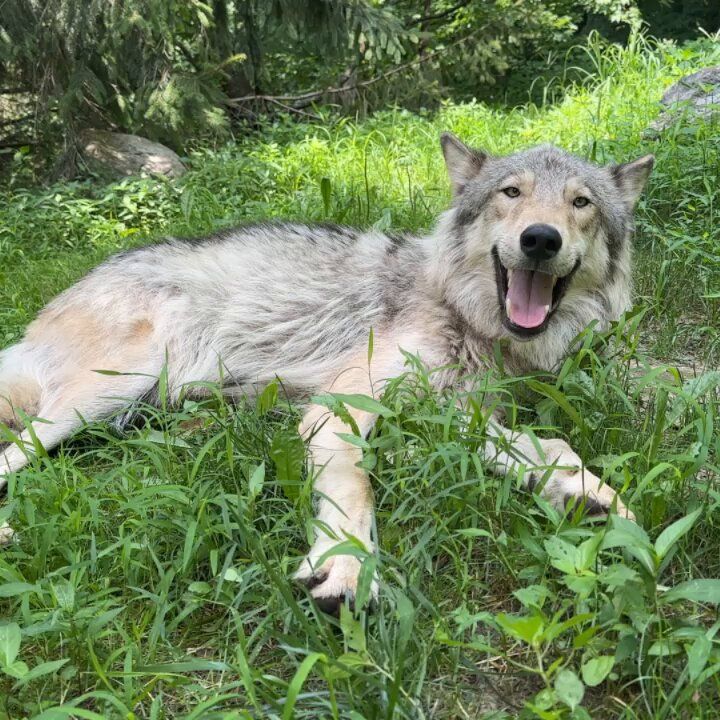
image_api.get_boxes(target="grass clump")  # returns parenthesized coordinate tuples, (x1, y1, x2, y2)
(1, 33, 720, 718)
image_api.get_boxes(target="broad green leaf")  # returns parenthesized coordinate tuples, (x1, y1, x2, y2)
(355, 555, 377, 610)
(137, 660, 232, 673)
(654, 509, 701, 560)
(662, 579, 720, 605)
(4, 659, 28, 679)
(526, 380, 586, 432)
(256, 380, 278, 414)
(647, 639, 682, 656)
(329, 393, 395, 418)
(601, 527, 655, 575)
(320, 177, 332, 215)
(577, 532, 604, 571)
(340, 605, 367, 653)
(248, 462, 265, 498)
(554, 669, 584, 710)
(581, 655, 614, 686)
(34, 708, 108, 720)
(0, 623, 21, 666)
(52, 581, 75, 612)
(0, 582, 39, 598)
(15, 658, 68, 685)
(282, 652, 326, 720)
(544, 536, 578, 574)
(270, 428, 305, 500)
(667, 370, 720, 424)
(181, 519, 197, 572)
(223, 568, 242, 583)
(395, 590, 415, 654)
(513, 584, 551, 609)
(188, 582, 212, 595)
(496, 613, 544, 645)
(456, 528, 493, 539)
(688, 636, 712, 681)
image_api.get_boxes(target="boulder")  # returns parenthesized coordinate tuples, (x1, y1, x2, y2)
(76, 129, 186, 179)
(646, 66, 720, 136)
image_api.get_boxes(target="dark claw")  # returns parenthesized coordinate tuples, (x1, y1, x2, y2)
(564, 493, 607, 517)
(584, 496, 607, 516)
(313, 593, 353, 616)
(302, 570, 329, 590)
(527, 472, 539, 492)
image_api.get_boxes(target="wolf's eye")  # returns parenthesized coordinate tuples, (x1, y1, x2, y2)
(573, 196, 591, 208)
(502, 186, 520, 198)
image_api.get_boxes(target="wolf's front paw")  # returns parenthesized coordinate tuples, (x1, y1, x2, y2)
(0, 522, 14, 546)
(532, 467, 636, 522)
(294, 540, 378, 615)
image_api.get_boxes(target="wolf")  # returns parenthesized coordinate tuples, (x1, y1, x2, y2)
(0, 134, 652, 611)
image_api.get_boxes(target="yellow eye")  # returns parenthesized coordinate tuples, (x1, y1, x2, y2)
(573, 196, 590, 208)
(502, 186, 520, 198)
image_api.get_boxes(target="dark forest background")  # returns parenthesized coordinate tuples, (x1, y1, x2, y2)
(1, 0, 717, 158)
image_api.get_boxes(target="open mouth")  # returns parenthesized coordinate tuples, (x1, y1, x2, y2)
(492, 247, 580, 338)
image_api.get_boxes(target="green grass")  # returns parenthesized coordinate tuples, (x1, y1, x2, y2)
(1, 33, 720, 719)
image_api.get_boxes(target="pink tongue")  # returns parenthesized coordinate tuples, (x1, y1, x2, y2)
(506, 270, 554, 328)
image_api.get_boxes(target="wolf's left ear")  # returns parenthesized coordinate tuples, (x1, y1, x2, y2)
(610, 154, 654, 206)
(440, 132, 488, 195)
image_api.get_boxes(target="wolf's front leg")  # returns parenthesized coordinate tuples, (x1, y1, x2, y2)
(293, 333, 418, 611)
(486, 423, 635, 521)
(295, 401, 378, 613)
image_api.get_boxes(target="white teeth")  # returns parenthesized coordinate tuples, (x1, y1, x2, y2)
(543, 304, 551, 314)
(506, 297, 512, 316)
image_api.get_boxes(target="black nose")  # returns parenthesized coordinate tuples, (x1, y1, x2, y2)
(520, 223, 562, 261)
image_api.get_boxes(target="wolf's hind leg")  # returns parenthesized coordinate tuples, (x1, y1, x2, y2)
(0, 371, 158, 485)
(0, 372, 157, 547)
(486, 423, 635, 521)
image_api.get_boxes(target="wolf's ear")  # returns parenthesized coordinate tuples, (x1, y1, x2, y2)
(610, 154, 654, 206)
(440, 132, 488, 195)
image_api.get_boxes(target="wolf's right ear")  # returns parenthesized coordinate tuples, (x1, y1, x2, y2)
(440, 132, 488, 195)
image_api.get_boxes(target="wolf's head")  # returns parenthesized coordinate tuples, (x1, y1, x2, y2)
(433, 134, 653, 368)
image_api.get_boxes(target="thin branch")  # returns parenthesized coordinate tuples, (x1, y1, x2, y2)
(0, 139, 36, 148)
(405, 0, 471, 28)
(0, 114, 33, 129)
(225, 25, 486, 109)
(259, 97, 323, 121)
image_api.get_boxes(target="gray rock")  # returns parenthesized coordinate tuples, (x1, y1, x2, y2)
(646, 66, 720, 136)
(77, 129, 186, 179)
